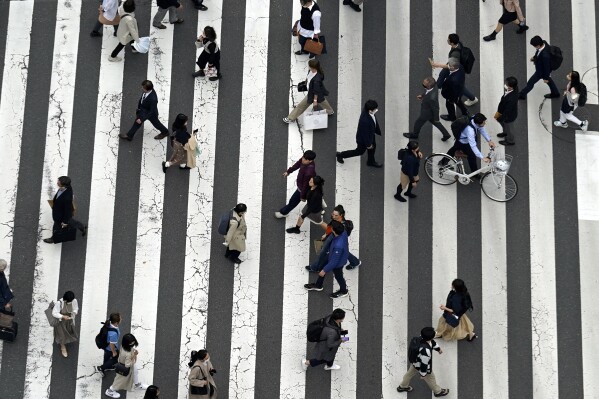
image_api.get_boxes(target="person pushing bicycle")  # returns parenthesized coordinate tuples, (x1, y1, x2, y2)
(446, 113, 496, 173)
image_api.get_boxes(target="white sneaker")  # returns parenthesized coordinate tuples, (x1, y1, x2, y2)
(274, 212, 287, 219)
(105, 389, 121, 398)
(301, 359, 308, 371)
(581, 120, 589, 132)
(553, 120, 568, 128)
(464, 97, 479, 106)
(134, 383, 149, 390)
(108, 56, 122, 62)
(324, 364, 341, 371)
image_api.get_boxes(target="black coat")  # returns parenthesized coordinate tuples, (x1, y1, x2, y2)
(52, 186, 74, 224)
(419, 87, 441, 121)
(307, 73, 329, 104)
(497, 90, 518, 123)
(401, 151, 421, 181)
(355, 111, 382, 147)
(136, 90, 160, 121)
(0, 272, 14, 308)
(440, 68, 465, 100)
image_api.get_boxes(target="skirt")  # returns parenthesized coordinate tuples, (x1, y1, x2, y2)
(54, 320, 78, 345)
(435, 313, 475, 341)
(301, 204, 324, 224)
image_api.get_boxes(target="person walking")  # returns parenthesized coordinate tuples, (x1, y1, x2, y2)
(91, 0, 120, 37)
(144, 385, 160, 399)
(283, 59, 334, 123)
(553, 70, 589, 131)
(275, 150, 316, 219)
(435, 278, 478, 341)
(397, 327, 449, 396)
(336, 100, 383, 168)
(224, 203, 247, 265)
(304, 221, 349, 298)
(52, 291, 79, 358)
(395, 141, 422, 202)
(190, 0, 208, 11)
(120, 80, 170, 141)
(445, 113, 496, 173)
(0, 260, 14, 311)
(483, 0, 529, 42)
(518, 35, 560, 100)
(403, 77, 451, 141)
(152, 0, 183, 29)
(192, 26, 222, 81)
(108, 0, 140, 62)
(295, 0, 322, 59)
(439, 58, 468, 122)
(286, 176, 325, 234)
(97, 313, 122, 376)
(302, 308, 348, 371)
(162, 113, 191, 172)
(43, 176, 87, 244)
(188, 349, 218, 398)
(105, 333, 150, 398)
(342, 0, 362, 12)
(495, 76, 519, 145)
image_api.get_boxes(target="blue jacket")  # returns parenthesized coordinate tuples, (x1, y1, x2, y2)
(534, 42, 553, 80)
(322, 231, 349, 273)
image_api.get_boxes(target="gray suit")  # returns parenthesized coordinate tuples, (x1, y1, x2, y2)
(411, 87, 450, 138)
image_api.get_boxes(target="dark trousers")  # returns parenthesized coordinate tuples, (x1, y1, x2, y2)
(111, 40, 134, 58)
(279, 189, 301, 216)
(519, 71, 559, 97)
(225, 248, 241, 260)
(447, 141, 478, 173)
(309, 358, 334, 367)
(314, 267, 347, 292)
(197, 51, 221, 72)
(52, 219, 85, 234)
(413, 116, 450, 138)
(100, 349, 118, 371)
(499, 120, 515, 143)
(299, 35, 308, 52)
(309, 234, 360, 271)
(127, 114, 169, 139)
(93, 20, 118, 34)
(339, 138, 376, 164)
(445, 97, 468, 119)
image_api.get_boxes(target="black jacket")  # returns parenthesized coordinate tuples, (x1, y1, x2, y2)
(301, 188, 323, 218)
(356, 111, 382, 147)
(533, 42, 553, 80)
(401, 151, 421, 181)
(173, 128, 191, 145)
(440, 68, 465, 100)
(52, 186, 74, 224)
(157, 0, 180, 8)
(136, 90, 160, 120)
(307, 73, 329, 104)
(497, 90, 518, 123)
(0, 272, 14, 308)
(419, 87, 440, 121)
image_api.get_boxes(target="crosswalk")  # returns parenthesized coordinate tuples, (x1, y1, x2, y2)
(0, 0, 598, 398)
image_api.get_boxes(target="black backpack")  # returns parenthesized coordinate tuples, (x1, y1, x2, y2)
(548, 45, 563, 71)
(408, 336, 423, 363)
(578, 83, 588, 107)
(217, 209, 234, 235)
(459, 45, 476, 74)
(398, 148, 408, 162)
(451, 115, 474, 141)
(95, 321, 117, 350)
(306, 317, 327, 342)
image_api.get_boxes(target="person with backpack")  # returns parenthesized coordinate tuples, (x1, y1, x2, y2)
(435, 278, 478, 341)
(302, 308, 348, 371)
(52, 291, 79, 358)
(222, 203, 247, 264)
(483, 0, 529, 42)
(403, 76, 451, 141)
(518, 35, 561, 100)
(553, 70, 589, 131)
(397, 327, 449, 396)
(187, 349, 217, 398)
(395, 141, 423, 202)
(495, 76, 519, 146)
(105, 333, 150, 398)
(445, 113, 496, 173)
(439, 59, 469, 122)
(97, 313, 122, 377)
(275, 150, 317, 219)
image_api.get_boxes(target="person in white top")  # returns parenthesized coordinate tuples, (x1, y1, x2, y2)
(52, 291, 79, 358)
(284, 59, 334, 123)
(553, 71, 589, 131)
(295, 0, 322, 59)
(91, 0, 120, 37)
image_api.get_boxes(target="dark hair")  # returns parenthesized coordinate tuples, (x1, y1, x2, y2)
(188, 349, 209, 367)
(312, 175, 325, 188)
(530, 35, 543, 47)
(448, 33, 460, 45)
(204, 26, 217, 41)
(62, 291, 75, 302)
(308, 59, 324, 76)
(407, 141, 419, 151)
(234, 203, 247, 214)
(452, 278, 467, 293)
(333, 205, 345, 216)
(505, 76, 518, 91)
(331, 308, 346, 321)
(141, 79, 153, 91)
(472, 113, 487, 125)
(58, 176, 72, 187)
(109, 313, 122, 324)
(172, 113, 188, 131)
(331, 220, 345, 236)
(143, 385, 160, 399)
(121, 333, 138, 352)
(364, 100, 378, 112)
(303, 150, 316, 161)
(569, 71, 581, 91)
(123, 0, 135, 13)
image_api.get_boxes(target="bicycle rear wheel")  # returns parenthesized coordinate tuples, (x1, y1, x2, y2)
(481, 172, 518, 202)
(425, 154, 459, 185)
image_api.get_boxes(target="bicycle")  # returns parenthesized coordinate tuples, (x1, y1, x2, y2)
(424, 148, 518, 202)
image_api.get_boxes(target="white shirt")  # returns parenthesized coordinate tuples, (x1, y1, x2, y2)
(102, 0, 119, 21)
(425, 88, 433, 95)
(459, 123, 492, 159)
(370, 113, 377, 126)
(298, 3, 322, 37)
(306, 70, 317, 86)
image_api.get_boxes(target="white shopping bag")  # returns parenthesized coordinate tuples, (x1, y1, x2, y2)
(133, 37, 151, 54)
(302, 109, 328, 130)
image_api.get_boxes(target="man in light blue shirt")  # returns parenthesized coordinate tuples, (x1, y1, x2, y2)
(446, 113, 496, 173)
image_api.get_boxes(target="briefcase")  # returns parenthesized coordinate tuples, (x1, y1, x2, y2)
(52, 226, 77, 244)
(0, 309, 14, 329)
(304, 37, 324, 55)
(0, 320, 18, 342)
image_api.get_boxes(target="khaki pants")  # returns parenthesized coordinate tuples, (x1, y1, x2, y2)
(400, 172, 419, 191)
(288, 96, 334, 121)
(398, 365, 442, 394)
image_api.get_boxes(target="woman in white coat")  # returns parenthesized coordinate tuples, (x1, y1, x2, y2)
(105, 333, 150, 398)
(108, 0, 140, 62)
(52, 291, 78, 358)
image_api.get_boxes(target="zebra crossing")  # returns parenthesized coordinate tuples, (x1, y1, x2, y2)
(0, 0, 598, 398)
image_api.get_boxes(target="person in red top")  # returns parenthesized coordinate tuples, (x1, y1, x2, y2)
(275, 150, 316, 218)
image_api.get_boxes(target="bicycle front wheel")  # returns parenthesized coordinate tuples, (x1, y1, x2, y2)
(425, 154, 459, 185)
(481, 172, 518, 202)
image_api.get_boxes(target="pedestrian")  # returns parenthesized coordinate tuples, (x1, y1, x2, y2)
(52, 291, 79, 358)
(43, 176, 87, 244)
(435, 278, 478, 342)
(342, 0, 362, 12)
(90, 0, 120, 37)
(438, 58, 468, 122)
(144, 385, 160, 399)
(275, 150, 316, 219)
(223, 203, 247, 265)
(396, 327, 449, 397)
(192, 26, 222, 81)
(162, 113, 191, 172)
(286, 176, 325, 234)
(304, 221, 349, 299)
(483, 0, 529, 42)
(495, 76, 519, 145)
(108, 0, 140, 62)
(518, 35, 560, 100)
(190, 0, 208, 11)
(445, 113, 496, 173)
(188, 349, 218, 398)
(403, 77, 451, 141)
(395, 141, 422, 202)
(302, 308, 348, 371)
(97, 312, 122, 376)
(0, 260, 14, 311)
(308, 205, 361, 272)
(336, 99, 383, 168)
(295, 0, 322, 59)
(104, 333, 150, 398)
(283, 59, 334, 123)
(553, 70, 589, 131)
(120, 80, 170, 141)
(152, 0, 183, 30)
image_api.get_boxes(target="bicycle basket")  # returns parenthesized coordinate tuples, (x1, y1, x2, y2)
(493, 154, 512, 175)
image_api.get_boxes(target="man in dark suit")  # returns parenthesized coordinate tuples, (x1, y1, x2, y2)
(43, 176, 87, 244)
(518, 35, 560, 100)
(495, 76, 519, 145)
(120, 80, 170, 141)
(404, 77, 451, 141)
(439, 58, 468, 121)
(336, 99, 383, 168)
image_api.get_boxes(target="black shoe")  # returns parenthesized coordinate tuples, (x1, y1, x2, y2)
(440, 115, 456, 121)
(153, 23, 167, 29)
(195, 4, 208, 10)
(286, 226, 301, 234)
(336, 152, 344, 164)
(497, 132, 507, 137)
(82, 225, 88, 237)
(396, 386, 413, 393)
(499, 140, 515, 146)
(305, 266, 319, 273)
(330, 290, 349, 299)
(366, 162, 383, 168)
(232, 258, 242, 264)
(346, 261, 361, 270)
(516, 25, 529, 34)
(90, 30, 102, 37)
(544, 93, 560, 99)
(308, 53, 315, 59)
(96, 366, 105, 378)
(162, 161, 167, 173)
(403, 133, 418, 139)
(405, 193, 417, 198)
(348, 2, 361, 11)
(170, 18, 184, 24)
(394, 194, 406, 202)
(294, 50, 308, 55)
(441, 135, 451, 141)
(43, 238, 54, 244)
(483, 33, 496, 42)
(434, 388, 450, 397)
(467, 334, 479, 342)
(192, 70, 205, 77)
(304, 283, 323, 291)
(119, 134, 132, 141)
(343, 0, 351, 3)
(209, 73, 221, 81)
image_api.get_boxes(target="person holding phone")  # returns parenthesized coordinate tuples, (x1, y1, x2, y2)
(302, 308, 348, 371)
(162, 113, 191, 172)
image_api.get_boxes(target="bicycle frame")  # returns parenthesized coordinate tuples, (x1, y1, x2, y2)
(437, 152, 494, 184)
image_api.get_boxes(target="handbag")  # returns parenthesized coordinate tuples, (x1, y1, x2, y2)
(313, 239, 324, 254)
(442, 311, 460, 328)
(297, 81, 307, 92)
(132, 37, 151, 54)
(45, 301, 60, 327)
(292, 20, 299, 37)
(0, 309, 14, 329)
(302, 109, 328, 130)
(98, 6, 121, 26)
(205, 66, 218, 78)
(115, 362, 130, 376)
(189, 365, 209, 394)
(303, 37, 323, 55)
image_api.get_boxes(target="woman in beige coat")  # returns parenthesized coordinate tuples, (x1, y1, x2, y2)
(105, 333, 150, 398)
(109, 0, 140, 62)
(188, 350, 217, 399)
(224, 203, 247, 264)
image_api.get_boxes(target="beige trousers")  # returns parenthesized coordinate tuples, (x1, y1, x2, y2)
(400, 172, 419, 191)
(399, 365, 442, 394)
(288, 96, 334, 121)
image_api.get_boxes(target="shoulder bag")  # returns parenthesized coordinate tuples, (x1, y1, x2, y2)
(189, 365, 209, 395)
(115, 361, 130, 376)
